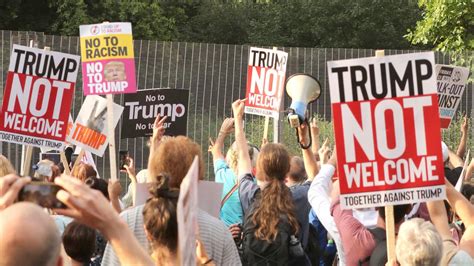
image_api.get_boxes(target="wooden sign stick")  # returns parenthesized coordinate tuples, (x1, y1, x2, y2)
(60, 151, 71, 175)
(106, 94, 118, 181)
(375, 49, 396, 263)
(20, 40, 37, 177)
(71, 149, 85, 173)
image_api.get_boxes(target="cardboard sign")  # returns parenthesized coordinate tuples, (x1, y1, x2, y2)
(197, 181, 223, 219)
(435, 64, 470, 128)
(177, 156, 199, 265)
(328, 52, 445, 209)
(80, 22, 136, 95)
(121, 89, 189, 138)
(0, 45, 79, 149)
(244, 47, 288, 118)
(67, 95, 123, 156)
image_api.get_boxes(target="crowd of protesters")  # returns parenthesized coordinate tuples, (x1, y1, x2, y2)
(0, 100, 473, 266)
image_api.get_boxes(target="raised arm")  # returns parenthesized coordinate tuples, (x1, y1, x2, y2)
(426, 200, 451, 239)
(456, 116, 468, 158)
(148, 115, 167, 171)
(445, 180, 474, 227)
(298, 122, 319, 181)
(232, 99, 252, 176)
(445, 180, 474, 257)
(209, 118, 234, 162)
(310, 118, 320, 160)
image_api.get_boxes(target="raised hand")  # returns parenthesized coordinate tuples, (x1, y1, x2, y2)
(151, 115, 168, 144)
(318, 138, 330, 164)
(219, 117, 235, 135)
(232, 99, 246, 120)
(0, 175, 31, 211)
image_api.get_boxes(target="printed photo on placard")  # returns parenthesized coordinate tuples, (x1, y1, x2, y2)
(80, 22, 136, 95)
(67, 95, 123, 156)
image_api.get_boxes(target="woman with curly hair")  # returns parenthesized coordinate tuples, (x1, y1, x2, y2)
(232, 99, 304, 265)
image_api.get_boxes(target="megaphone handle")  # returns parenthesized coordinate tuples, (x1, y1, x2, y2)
(296, 125, 312, 150)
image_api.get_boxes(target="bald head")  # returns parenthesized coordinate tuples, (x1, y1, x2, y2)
(0, 203, 62, 266)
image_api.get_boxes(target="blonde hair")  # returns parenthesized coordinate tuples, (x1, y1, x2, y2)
(226, 142, 259, 173)
(396, 218, 442, 266)
(0, 155, 16, 177)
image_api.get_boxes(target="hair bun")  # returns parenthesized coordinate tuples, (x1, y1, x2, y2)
(149, 173, 179, 199)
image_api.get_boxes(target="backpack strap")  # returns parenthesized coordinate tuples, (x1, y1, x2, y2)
(221, 180, 239, 209)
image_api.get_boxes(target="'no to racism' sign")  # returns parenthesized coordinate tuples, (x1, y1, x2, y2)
(0, 45, 79, 149)
(80, 22, 136, 95)
(244, 47, 288, 118)
(121, 89, 189, 139)
(435, 64, 469, 129)
(328, 52, 445, 209)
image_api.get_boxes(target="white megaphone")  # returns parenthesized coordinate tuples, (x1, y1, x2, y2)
(286, 74, 321, 128)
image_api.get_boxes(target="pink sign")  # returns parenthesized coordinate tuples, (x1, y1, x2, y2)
(79, 22, 136, 95)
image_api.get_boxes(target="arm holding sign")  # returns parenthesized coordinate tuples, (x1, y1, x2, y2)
(54, 176, 153, 266)
(456, 116, 468, 159)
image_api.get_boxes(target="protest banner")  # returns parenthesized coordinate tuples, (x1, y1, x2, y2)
(80, 22, 136, 95)
(435, 64, 470, 128)
(121, 88, 189, 138)
(0, 44, 79, 150)
(197, 181, 223, 218)
(177, 156, 199, 265)
(244, 47, 288, 119)
(40, 115, 74, 153)
(67, 95, 123, 157)
(328, 51, 445, 210)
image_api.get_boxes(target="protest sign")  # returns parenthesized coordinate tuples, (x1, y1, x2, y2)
(121, 89, 189, 138)
(244, 47, 288, 118)
(80, 22, 136, 95)
(177, 156, 199, 265)
(328, 52, 445, 209)
(40, 115, 74, 153)
(435, 64, 470, 128)
(0, 45, 79, 149)
(67, 95, 123, 156)
(197, 181, 223, 219)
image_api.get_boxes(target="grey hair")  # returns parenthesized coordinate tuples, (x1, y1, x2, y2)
(396, 218, 443, 266)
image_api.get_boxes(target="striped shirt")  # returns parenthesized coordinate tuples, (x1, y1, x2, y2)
(101, 205, 241, 266)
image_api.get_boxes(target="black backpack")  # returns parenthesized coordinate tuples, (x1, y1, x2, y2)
(358, 227, 387, 266)
(241, 194, 301, 265)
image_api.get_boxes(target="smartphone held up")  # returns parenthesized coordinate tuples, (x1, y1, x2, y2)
(19, 182, 67, 209)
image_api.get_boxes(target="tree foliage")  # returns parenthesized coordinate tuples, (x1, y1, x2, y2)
(406, 0, 473, 66)
(0, 0, 422, 49)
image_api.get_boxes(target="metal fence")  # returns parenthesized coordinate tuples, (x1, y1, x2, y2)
(1, 30, 473, 182)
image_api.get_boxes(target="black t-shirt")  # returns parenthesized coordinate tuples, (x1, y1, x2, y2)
(445, 167, 463, 186)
